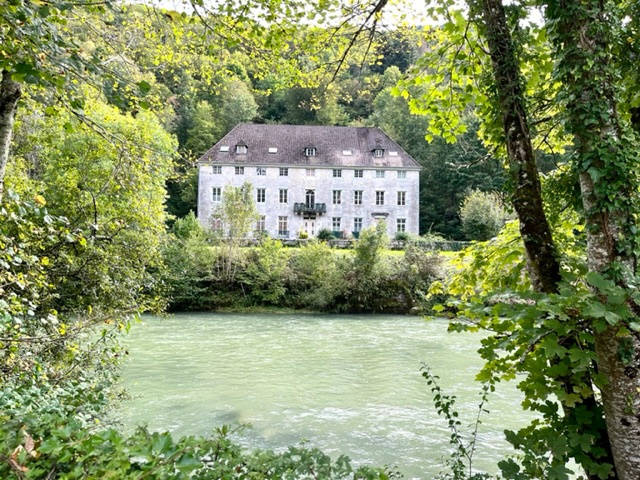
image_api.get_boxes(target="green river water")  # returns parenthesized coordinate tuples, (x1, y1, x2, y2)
(118, 313, 532, 478)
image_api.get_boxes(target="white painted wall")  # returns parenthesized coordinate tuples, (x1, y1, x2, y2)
(198, 164, 420, 238)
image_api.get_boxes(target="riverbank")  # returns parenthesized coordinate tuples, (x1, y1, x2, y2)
(163, 232, 446, 314)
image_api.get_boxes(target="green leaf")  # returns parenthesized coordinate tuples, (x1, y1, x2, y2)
(137, 80, 151, 96)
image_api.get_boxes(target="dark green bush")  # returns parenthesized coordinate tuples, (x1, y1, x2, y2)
(316, 228, 335, 241)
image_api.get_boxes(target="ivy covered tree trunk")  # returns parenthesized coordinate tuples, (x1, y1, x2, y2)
(0, 70, 21, 202)
(545, 1, 640, 478)
(477, 0, 616, 477)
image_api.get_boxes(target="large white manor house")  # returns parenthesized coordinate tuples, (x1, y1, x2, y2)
(197, 123, 420, 239)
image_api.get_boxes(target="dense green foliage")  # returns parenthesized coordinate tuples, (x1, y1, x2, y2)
(459, 190, 511, 241)
(162, 220, 443, 313)
(0, 387, 390, 480)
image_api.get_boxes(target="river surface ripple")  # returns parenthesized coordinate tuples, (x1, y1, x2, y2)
(118, 313, 532, 479)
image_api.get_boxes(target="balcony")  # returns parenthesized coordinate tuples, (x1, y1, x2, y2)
(293, 203, 327, 215)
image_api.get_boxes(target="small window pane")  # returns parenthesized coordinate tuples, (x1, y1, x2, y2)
(257, 188, 266, 203)
(397, 191, 406, 206)
(397, 170, 407, 179)
(354, 169, 363, 178)
(354, 218, 363, 232)
(235, 166, 244, 175)
(397, 218, 406, 233)
(333, 169, 342, 178)
(279, 167, 288, 176)
(332, 217, 341, 230)
(212, 187, 221, 202)
(212, 165, 222, 174)
(373, 149, 384, 158)
(306, 168, 315, 177)
(256, 167, 267, 176)
(279, 189, 288, 203)
(332, 190, 341, 205)
(354, 190, 362, 205)
(236, 145, 247, 154)
(376, 191, 385, 205)
(278, 216, 288, 236)
(376, 170, 385, 178)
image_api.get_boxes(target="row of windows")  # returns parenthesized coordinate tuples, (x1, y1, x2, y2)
(255, 216, 406, 235)
(224, 144, 397, 158)
(214, 187, 407, 206)
(212, 165, 408, 179)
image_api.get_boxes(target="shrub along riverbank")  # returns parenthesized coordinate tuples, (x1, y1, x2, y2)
(162, 214, 444, 314)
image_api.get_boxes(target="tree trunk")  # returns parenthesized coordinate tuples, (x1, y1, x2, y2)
(543, 1, 640, 477)
(477, 0, 617, 478)
(478, 0, 560, 294)
(0, 70, 21, 203)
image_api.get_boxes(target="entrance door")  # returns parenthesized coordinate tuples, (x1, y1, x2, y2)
(303, 219, 316, 237)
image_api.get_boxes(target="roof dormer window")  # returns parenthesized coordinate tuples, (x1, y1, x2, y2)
(268, 147, 278, 153)
(373, 148, 384, 158)
(220, 146, 230, 152)
(304, 147, 316, 157)
(342, 149, 353, 156)
(389, 151, 398, 156)
(236, 144, 248, 154)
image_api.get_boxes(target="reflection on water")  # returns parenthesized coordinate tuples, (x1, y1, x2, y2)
(118, 313, 532, 478)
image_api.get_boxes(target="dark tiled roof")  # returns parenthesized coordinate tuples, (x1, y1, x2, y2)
(197, 123, 421, 169)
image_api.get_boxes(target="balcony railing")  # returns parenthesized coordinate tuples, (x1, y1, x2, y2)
(293, 203, 327, 215)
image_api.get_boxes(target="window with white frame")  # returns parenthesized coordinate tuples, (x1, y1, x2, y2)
(235, 166, 244, 175)
(279, 188, 288, 203)
(376, 190, 385, 205)
(256, 167, 266, 176)
(373, 148, 384, 157)
(279, 167, 288, 176)
(397, 170, 407, 179)
(342, 150, 352, 156)
(354, 169, 363, 178)
(375, 170, 385, 178)
(268, 147, 278, 154)
(354, 217, 363, 232)
(212, 187, 221, 202)
(332, 217, 341, 230)
(333, 169, 342, 178)
(397, 191, 406, 206)
(397, 218, 406, 233)
(256, 215, 266, 232)
(304, 147, 316, 156)
(219, 146, 229, 152)
(256, 188, 266, 203)
(354, 190, 363, 205)
(306, 168, 315, 177)
(212, 165, 222, 174)
(332, 190, 341, 205)
(278, 216, 288, 236)
(236, 144, 247, 154)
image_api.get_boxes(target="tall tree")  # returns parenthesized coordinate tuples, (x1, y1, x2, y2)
(542, 1, 640, 477)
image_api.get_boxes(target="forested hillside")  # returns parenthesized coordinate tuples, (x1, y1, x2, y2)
(5, 4, 506, 240)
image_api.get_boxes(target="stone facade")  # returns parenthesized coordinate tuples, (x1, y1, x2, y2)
(197, 123, 420, 239)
